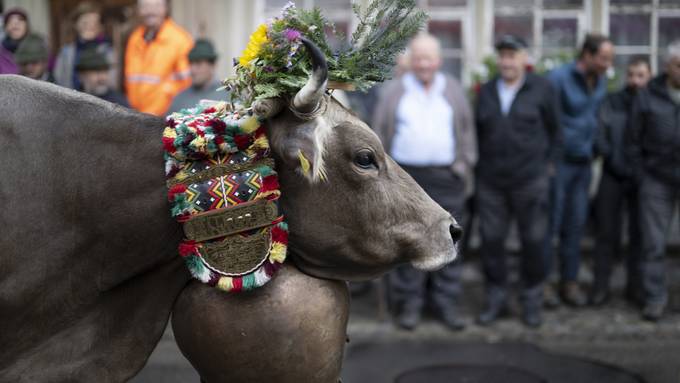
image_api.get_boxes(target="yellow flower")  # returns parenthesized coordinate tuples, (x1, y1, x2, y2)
(239, 24, 268, 67)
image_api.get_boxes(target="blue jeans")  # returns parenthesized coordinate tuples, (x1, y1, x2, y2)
(545, 161, 592, 282)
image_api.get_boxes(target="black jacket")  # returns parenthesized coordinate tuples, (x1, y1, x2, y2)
(627, 74, 680, 186)
(475, 73, 561, 186)
(595, 88, 636, 179)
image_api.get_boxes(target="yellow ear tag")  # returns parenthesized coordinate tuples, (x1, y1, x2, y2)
(297, 150, 311, 176)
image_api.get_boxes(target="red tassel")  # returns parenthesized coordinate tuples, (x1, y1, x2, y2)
(260, 175, 279, 193)
(203, 107, 216, 114)
(234, 134, 252, 151)
(162, 136, 176, 153)
(232, 277, 243, 292)
(210, 119, 226, 134)
(214, 135, 224, 146)
(168, 184, 187, 201)
(178, 240, 198, 257)
(271, 226, 288, 245)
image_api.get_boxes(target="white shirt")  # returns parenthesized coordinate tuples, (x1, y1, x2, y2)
(391, 72, 455, 166)
(497, 77, 523, 116)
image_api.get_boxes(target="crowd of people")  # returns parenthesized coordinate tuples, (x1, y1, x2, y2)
(372, 32, 680, 331)
(2, 0, 679, 331)
(0, 0, 222, 115)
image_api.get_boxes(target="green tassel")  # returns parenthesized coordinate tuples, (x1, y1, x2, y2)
(242, 273, 256, 291)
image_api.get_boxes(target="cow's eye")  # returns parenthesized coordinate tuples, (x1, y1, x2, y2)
(354, 150, 378, 170)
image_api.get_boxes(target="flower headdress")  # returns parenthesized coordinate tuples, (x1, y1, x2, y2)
(224, 0, 428, 107)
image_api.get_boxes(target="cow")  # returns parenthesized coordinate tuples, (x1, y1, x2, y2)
(0, 39, 461, 382)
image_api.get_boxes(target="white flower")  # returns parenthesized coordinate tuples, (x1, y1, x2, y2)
(282, 1, 296, 17)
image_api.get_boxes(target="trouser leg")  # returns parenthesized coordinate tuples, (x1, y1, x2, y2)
(592, 170, 624, 289)
(638, 174, 677, 307)
(388, 265, 427, 311)
(476, 179, 511, 296)
(544, 165, 566, 278)
(625, 181, 643, 297)
(558, 162, 591, 282)
(512, 175, 550, 297)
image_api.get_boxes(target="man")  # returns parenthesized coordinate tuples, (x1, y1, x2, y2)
(590, 56, 652, 306)
(169, 39, 225, 112)
(627, 41, 680, 321)
(545, 33, 614, 307)
(372, 33, 477, 331)
(15, 34, 52, 82)
(76, 48, 129, 107)
(124, 0, 193, 115)
(474, 35, 560, 328)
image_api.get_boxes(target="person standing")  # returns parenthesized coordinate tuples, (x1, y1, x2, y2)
(373, 33, 477, 331)
(1, 7, 30, 71)
(168, 39, 225, 112)
(627, 41, 680, 321)
(76, 48, 129, 107)
(544, 34, 614, 308)
(124, 0, 193, 116)
(15, 34, 52, 82)
(474, 35, 560, 328)
(590, 56, 652, 306)
(54, 2, 117, 90)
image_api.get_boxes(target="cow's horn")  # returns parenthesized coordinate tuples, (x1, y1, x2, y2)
(292, 37, 328, 114)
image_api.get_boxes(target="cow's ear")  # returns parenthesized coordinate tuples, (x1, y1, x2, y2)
(268, 115, 331, 183)
(253, 98, 285, 119)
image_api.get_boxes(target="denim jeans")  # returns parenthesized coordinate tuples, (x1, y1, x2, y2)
(545, 161, 592, 282)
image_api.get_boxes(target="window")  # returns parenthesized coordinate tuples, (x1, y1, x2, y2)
(609, 0, 680, 81)
(419, 0, 470, 79)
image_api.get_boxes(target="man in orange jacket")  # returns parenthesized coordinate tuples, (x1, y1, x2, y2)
(125, 0, 193, 116)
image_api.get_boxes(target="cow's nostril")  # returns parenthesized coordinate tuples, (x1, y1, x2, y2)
(449, 224, 463, 244)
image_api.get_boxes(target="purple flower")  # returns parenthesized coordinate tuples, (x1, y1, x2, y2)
(284, 28, 302, 42)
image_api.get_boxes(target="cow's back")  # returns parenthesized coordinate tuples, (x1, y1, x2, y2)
(0, 75, 186, 382)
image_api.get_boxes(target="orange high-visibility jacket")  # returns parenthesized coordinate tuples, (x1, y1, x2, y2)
(125, 19, 193, 116)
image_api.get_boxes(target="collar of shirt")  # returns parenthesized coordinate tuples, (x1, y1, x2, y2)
(403, 71, 446, 97)
(496, 76, 524, 115)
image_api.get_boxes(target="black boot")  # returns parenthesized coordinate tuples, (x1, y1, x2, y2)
(477, 286, 507, 326)
(642, 302, 664, 322)
(588, 283, 610, 306)
(560, 281, 587, 307)
(436, 304, 466, 331)
(394, 303, 421, 331)
(520, 285, 543, 328)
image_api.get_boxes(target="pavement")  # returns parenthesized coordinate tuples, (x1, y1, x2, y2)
(131, 255, 680, 383)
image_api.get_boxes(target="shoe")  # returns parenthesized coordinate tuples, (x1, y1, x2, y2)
(477, 299, 508, 326)
(435, 304, 466, 331)
(642, 303, 664, 322)
(624, 286, 643, 308)
(560, 281, 587, 307)
(521, 305, 543, 328)
(588, 286, 610, 306)
(543, 284, 561, 310)
(394, 308, 421, 330)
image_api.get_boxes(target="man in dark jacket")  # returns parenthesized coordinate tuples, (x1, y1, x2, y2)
(474, 35, 560, 328)
(590, 56, 651, 306)
(544, 34, 613, 307)
(627, 41, 680, 321)
(76, 48, 129, 107)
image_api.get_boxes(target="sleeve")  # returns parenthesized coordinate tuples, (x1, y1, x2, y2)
(594, 96, 612, 158)
(625, 91, 647, 181)
(167, 41, 192, 96)
(542, 82, 563, 164)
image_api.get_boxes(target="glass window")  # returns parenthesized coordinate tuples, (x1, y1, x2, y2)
(610, 0, 651, 4)
(610, 13, 651, 46)
(659, 0, 680, 7)
(494, 15, 534, 47)
(659, 17, 680, 49)
(543, 0, 583, 8)
(426, 0, 467, 7)
(543, 18, 578, 50)
(265, 0, 290, 12)
(441, 58, 462, 78)
(314, 0, 351, 9)
(429, 20, 462, 50)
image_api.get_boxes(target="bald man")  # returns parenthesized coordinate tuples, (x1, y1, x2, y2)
(372, 33, 477, 331)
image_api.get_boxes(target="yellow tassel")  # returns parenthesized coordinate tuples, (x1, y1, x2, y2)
(298, 150, 311, 176)
(269, 242, 287, 263)
(251, 135, 270, 150)
(217, 276, 234, 291)
(190, 136, 207, 152)
(163, 127, 177, 139)
(241, 116, 260, 134)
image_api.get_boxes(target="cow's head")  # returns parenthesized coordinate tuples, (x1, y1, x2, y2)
(257, 39, 462, 281)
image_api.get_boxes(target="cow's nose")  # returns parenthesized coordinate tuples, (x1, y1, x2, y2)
(449, 223, 463, 244)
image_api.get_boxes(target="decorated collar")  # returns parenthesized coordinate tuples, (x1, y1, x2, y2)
(163, 102, 287, 293)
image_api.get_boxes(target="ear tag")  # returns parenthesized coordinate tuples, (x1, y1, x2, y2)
(297, 150, 311, 176)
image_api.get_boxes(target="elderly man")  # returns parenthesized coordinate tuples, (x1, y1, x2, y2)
(169, 39, 225, 112)
(627, 41, 680, 321)
(590, 56, 652, 307)
(373, 33, 477, 331)
(474, 36, 560, 328)
(15, 34, 52, 82)
(76, 48, 129, 107)
(544, 34, 614, 308)
(124, 0, 193, 115)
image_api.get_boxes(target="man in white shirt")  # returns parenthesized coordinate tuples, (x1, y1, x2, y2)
(373, 34, 477, 331)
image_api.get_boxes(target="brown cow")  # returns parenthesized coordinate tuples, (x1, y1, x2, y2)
(0, 40, 461, 382)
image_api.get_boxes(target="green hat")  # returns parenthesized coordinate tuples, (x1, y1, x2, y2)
(75, 48, 110, 71)
(14, 34, 48, 65)
(188, 39, 218, 62)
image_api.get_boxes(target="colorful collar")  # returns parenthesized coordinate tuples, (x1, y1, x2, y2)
(163, 102, 288, 292)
